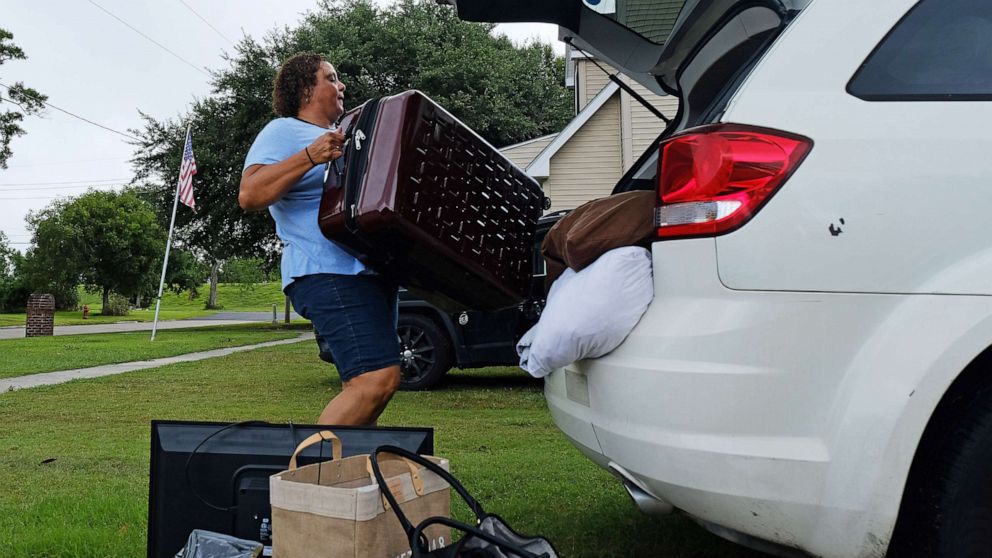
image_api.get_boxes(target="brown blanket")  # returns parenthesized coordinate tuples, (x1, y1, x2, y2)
(542, 190, 656, 294)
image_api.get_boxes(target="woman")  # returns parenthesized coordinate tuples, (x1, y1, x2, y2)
(239, 53, 400, 426)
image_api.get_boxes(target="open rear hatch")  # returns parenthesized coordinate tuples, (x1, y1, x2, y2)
(439, 0, 810, 99)
(441, 0, 812, 196)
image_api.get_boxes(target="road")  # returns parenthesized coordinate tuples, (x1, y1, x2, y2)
(0, 311, 306, 340)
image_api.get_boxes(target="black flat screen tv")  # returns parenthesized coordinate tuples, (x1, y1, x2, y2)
(147, 420, 434, 558)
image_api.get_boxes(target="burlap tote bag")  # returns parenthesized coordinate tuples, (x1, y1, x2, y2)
(270, 431, 451, 558)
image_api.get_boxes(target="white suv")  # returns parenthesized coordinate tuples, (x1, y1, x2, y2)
(446, 0, 992, 556)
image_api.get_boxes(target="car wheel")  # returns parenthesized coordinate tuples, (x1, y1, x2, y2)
(396, 314, 452, 391)
(890, 383, 992, 556)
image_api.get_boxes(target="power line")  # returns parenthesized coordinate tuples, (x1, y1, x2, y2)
(176, 0, 237, 46)
(86, 0, 211, 78)
(1, 96, 25, 109)
(0, 196, 80, 200)
(5, 156, 129, 168)
(0, 190, 127, 199)
(0, 82, 143, 142)
(0, 178, 130, 186)
(0, 183, 129, 192)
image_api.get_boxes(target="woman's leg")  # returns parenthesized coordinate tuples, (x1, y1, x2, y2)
(288, 273, 402, 425)
(317, 364, 401, 426)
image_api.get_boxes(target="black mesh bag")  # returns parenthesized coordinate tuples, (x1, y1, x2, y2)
(370, 446, 560, 558)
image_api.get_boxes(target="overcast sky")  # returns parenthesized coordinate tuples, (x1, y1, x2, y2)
(0, 0, 561, 251)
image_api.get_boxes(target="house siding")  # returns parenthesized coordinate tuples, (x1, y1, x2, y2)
(627, 78, 678, 163)
(545, 93, 623, 211)
(576, 59, 677, 167)
(539, 56, 680, 209)
(500, 134, 557, 171)
(577, 59, 615, 111)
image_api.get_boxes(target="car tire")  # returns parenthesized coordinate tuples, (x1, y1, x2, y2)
(890, 383, 992, 556)
(396, 314, 453, 391)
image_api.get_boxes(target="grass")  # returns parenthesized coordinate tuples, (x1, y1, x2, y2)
(0, 283, 290, 327)
(145, 282, 287, 311)
(0, 342, 769, 558)
(0, 324, 308, 379)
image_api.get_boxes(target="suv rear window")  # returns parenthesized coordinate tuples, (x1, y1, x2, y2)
(848, 0, 992, 101)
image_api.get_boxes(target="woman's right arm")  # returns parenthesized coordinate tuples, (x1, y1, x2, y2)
(239, 130, 345, 211)
(239, 149, 315, 211)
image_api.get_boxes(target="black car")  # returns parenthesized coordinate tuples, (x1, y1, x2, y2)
(395, 211, 564, 389)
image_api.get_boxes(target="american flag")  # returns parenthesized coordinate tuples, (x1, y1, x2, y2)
(177, 128, 197, 211)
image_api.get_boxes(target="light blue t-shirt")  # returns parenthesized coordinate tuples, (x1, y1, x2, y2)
(243, 117, 365, 291)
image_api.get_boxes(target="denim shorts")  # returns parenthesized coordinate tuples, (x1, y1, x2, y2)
(286, 273, 401, 381)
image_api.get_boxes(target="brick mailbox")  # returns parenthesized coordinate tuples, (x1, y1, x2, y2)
(26, 294, 56, 337)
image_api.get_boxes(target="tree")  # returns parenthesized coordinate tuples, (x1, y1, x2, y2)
(0, 236, 43, 313)
(0, 231, 14, 283)
(164, 249, 210, 301)
(26, 190, 166, 313)
(0, 28, 47, 169)
(287, 0, 572, 146)
(220, 257, 273, 292)
(0, 232, 21, 311)
(131, 0, 571, 301)
(126, 248, 208, 308)
(15, 241, 80, 311)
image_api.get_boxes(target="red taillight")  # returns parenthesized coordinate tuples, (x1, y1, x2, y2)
(656, 124, 812, 238)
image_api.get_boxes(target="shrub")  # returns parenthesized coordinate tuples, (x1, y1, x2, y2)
(102, 292, 130, 316)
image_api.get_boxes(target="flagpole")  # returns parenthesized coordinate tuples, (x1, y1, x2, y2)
(151, 124, 190, 341)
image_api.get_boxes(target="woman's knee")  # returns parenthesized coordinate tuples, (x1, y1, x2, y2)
(346, 366, 400, 402)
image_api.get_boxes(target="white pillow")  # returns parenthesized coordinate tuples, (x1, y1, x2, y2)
(519, 246, 653, 378)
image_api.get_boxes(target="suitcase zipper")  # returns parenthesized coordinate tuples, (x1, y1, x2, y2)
(342, 98, 381, 234)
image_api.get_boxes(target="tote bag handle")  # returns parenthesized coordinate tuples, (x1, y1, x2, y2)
(365, 454, 427, 507)
(287, 430, 342, 470)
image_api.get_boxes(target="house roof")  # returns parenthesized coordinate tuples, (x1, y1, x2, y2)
(526, 81, 621, 179)
(500, 133, 559, 152)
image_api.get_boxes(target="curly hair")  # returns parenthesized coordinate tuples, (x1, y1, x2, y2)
(272, 53, 325, 117)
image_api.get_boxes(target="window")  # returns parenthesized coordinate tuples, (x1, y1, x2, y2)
(848, 0, 992, 100)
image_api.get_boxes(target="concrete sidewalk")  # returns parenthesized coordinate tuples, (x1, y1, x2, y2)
(1, 332, 313, 392)
(0, 318, 263, 340)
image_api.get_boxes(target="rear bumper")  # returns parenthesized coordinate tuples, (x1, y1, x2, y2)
(544, 239, 906, 558)
(545, 362, 831, 555)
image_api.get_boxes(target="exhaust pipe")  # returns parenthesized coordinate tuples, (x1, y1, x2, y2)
(608, 462, 673, 515)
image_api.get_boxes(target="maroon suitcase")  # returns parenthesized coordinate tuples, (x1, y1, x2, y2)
(318, 90, 548, 311)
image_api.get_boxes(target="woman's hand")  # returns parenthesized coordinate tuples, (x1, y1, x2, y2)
(307, 130, 346, 164)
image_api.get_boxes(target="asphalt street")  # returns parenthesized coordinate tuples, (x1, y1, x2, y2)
(0, 311, 306, 340)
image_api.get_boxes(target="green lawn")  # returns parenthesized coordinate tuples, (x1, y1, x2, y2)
(0, 282, 290, 327)
(141, 282, 287, 311)
(0, 324, 307, 379)
(0, 342, 769, 558)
